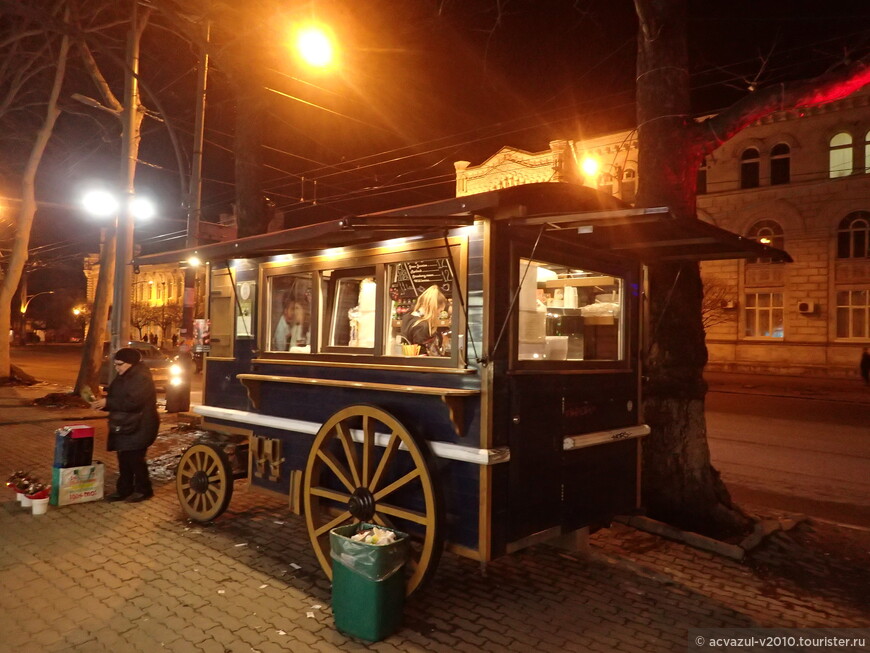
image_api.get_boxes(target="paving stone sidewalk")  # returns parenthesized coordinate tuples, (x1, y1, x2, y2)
(0, 384, 868, 653)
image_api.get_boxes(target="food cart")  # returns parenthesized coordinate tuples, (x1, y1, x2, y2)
(135, 182, 786, 594)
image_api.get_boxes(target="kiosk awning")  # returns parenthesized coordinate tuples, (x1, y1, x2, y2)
(508, 206, 792, 263)
(133, 215, 476, 265)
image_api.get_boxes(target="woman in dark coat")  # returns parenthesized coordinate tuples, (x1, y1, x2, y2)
(90, 347, 159, 502)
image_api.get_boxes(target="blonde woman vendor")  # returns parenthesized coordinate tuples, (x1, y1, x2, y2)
(400, 285, 448, 355)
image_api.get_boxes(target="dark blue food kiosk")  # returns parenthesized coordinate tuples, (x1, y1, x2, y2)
(136, 182, 784, 594)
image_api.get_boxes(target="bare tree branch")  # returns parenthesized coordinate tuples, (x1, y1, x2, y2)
(696, 56, 870, 153)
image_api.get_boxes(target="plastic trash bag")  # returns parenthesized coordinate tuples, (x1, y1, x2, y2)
(330, 523, 408, 582)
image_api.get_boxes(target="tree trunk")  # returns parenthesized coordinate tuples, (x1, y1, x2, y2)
(74, 233, 114, 395)
(0, 19, 69, 381)
(634, 0, 750, 538)
(634, 0, 870, 538)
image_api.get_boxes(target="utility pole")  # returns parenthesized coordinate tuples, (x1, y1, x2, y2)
(182, 20, 209, 342)
(109, 0, 141, 371)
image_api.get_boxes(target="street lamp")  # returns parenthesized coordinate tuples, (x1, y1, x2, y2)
(80, 189, 156, 366)
(293, 24, 337, 69)
(19, 291, 54, 344)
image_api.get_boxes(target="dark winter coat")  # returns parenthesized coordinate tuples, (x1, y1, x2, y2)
(104, 362, 159, 452)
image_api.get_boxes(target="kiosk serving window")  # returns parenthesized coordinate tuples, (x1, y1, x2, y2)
(385, 257, 453, 358)
(258, 240, 463, 365)
(267, 272, 313, 352)
(517, 257, 624, 362)
(208, 266, 235, 357)
(323, 267, 377, 349)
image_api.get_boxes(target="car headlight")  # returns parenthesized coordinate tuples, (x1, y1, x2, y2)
(169, 363, 182, 376)
(170, 376, 183, 387)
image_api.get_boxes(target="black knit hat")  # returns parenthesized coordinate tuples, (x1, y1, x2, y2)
(114, 347, 142, 365)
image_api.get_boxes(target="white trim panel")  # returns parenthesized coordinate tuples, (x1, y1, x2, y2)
(563, 424, 651, 451)
(195, 405, 510, 466)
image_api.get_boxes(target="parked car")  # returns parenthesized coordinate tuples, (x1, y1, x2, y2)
(98, 341, 174, 390)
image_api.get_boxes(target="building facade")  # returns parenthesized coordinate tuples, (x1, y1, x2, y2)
(454, 89, 870, 378)
(84, 255, 203, 347)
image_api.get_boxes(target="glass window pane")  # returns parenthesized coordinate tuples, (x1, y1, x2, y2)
(853, 310, 866, 338)
(386, 258, 453, 358)
(518, 258, 624, 362)
(830, 147, 853, 178)
(770, 157, 790, 185)
(323, 268, 377, 348)
(208, 268, 234, 357)
(741, 161, 760, 188)
(772, 309, 783, 338)
(837, 308, 849, 338)
(269, 273, 312, 352)
(855, 231, 867, 258)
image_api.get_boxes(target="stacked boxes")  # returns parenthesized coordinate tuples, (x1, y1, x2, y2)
(49, 425, 104, 506)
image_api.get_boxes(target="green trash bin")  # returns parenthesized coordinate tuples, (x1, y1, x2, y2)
(330, 522, 408, 642)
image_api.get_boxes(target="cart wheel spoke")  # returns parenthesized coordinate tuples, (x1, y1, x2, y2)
(335, 423, 362, 488)
(175, 443, 234, 523)
(304, 405, 443, 596)
(371, 513, 393, 529)
(361, 415, 375, 487)
(316, 448, 356, 493)
(309, 486, 351, 503)
(368, 431, 399, 493)
(314, 510, 353, 538)
(373, 469, 420, 502)
(374, 503, 428, 526)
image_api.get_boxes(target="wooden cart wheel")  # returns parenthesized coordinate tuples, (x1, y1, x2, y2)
(304, 405, 443, 595)
(176, 443, 234, 522)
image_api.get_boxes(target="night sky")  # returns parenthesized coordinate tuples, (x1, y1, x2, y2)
(8, 0, 870, 316)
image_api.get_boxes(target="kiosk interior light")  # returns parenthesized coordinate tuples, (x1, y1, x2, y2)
(187, 256, 202, 267)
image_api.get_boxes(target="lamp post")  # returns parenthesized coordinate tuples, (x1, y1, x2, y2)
(19, 291, 54, 344)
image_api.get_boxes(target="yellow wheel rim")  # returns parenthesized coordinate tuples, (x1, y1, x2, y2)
(176, 443, 233, 522)
(304, 405, 441, 595)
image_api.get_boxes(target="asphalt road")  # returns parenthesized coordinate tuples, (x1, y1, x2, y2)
(10, 343, 204, 403)
(11, 345, 869, 527)
(706, 390, 870, 528)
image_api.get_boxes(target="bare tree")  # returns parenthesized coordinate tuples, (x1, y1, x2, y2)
(701, 279, 737, 330)
(71, 4, 151, 396)
(130, 300, 154, 340)
(634, 0, 870, 537)
(0, 1, 70, 381)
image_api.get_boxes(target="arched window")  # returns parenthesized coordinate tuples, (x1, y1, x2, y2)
(770, 143, 790, 185)
(837, 211, 870, 259)
(740, 148, 760, 188)
(829, 132, 853, 178)
(747, 219, 784, 264)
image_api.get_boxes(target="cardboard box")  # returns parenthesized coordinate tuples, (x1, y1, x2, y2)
(50, 463, 105, 506)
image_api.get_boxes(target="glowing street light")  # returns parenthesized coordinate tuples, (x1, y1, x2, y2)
(80, 189, 155, 222)
(293, 24, 337, 69)
(81, 190, 119, 218)
(581, 157, 600, 178)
